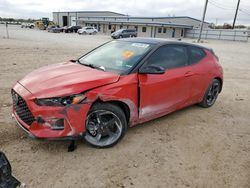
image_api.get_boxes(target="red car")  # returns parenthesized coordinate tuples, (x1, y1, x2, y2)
(12, 38, 223, 148)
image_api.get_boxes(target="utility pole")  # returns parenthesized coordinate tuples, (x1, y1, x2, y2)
(232, 0, 240, 29)
(197, 0, 208, 42)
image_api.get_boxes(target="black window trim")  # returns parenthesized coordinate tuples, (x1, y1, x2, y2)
(77, 41, 208, 75)
(137, 44, 189, 72)
(187, 46, 207, 66)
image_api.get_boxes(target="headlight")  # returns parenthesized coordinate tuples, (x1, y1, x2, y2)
(35, 94, 86, 106)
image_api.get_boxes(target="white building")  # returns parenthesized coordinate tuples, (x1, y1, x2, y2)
(53, 11, 210, 38)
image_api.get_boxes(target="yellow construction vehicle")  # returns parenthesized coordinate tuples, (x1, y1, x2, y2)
(34, 17, 55, 30)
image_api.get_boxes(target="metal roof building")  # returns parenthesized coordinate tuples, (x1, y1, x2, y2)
(52, 11, 210, 38)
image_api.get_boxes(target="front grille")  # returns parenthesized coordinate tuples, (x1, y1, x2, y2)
(11, 90, 35, 126)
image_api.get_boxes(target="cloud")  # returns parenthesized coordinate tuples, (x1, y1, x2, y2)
(0, 0, 249, 25)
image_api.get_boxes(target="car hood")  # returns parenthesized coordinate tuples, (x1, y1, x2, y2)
(18, 62, 120, 98)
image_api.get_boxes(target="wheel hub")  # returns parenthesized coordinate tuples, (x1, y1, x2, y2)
(85, 110, 123, 146)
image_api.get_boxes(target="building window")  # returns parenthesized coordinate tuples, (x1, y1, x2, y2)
(108, 24, 111, 30)
(142, 27, 147, 32)
(120, 25, 123, 29)
(163, 28, 167, 33)
(158, 27, 162, 33)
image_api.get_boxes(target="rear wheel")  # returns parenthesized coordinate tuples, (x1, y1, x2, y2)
(84, 103, 127, 148)
(199, 79, 221, 108)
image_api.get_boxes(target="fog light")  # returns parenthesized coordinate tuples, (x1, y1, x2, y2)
(43, 118, 64, 130)
(51, 119, 64, 130)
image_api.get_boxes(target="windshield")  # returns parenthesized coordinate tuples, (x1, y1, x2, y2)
(78, 41, 153, 74)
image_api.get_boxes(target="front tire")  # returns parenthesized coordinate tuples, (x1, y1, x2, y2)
(199, 79, 221, 108)
(84, 103, 127, 148)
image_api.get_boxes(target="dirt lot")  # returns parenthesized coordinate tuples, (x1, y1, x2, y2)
(0, 25, 250, 188)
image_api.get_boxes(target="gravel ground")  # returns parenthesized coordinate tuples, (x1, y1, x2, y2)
(0, 25, 250, 188)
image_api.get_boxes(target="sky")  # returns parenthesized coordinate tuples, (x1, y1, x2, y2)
(0, 0, 250, 25)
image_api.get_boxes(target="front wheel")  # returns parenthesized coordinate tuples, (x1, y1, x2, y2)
(84, 103, 127, 148)
(199, 79, 221, 108)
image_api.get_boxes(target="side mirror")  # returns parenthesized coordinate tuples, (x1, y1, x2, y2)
(139, 64, 165, 74)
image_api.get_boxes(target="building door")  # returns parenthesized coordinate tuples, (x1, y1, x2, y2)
(63, 16, 68, 26)
(172, 28, 176, 38)
(71, 17, 76, 26)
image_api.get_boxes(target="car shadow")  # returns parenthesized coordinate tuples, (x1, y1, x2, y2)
(7, 104, 202, 154)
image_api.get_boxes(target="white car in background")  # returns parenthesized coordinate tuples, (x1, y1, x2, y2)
(77, 27, 98, 35)
(21, 22, 35, 29)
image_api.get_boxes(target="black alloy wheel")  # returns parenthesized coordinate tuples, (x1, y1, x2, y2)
(84, 103, 127, 148)
(199, 79, 221, 108)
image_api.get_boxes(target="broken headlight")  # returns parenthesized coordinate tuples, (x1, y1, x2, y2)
(35, 94, 86, 106)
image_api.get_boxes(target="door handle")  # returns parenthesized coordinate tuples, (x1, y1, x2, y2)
(184, 71, 194, 77)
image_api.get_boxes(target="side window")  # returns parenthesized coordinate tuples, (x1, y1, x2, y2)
(188, 46, 206, 65)
(146, 45, 188, 70)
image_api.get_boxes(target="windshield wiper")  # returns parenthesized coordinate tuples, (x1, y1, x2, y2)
(81, 63, 106, 71)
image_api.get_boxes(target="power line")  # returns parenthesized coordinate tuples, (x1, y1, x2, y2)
(208, 1, 234, 11)
(239, 9, 250, 16)
(240, 7, 250, 14)
(209, 0, 235, 9)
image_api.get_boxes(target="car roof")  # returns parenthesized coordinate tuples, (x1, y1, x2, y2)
(119, 37, 211, 50)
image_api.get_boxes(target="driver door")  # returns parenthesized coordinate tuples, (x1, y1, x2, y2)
(138, 45, 192, 120)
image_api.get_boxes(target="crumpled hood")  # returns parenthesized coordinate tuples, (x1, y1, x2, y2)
(18, 62, 120, 98)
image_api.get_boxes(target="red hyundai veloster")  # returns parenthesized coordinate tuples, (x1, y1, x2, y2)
(12, 38, 223, 148)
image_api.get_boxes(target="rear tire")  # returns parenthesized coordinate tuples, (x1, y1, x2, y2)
(199, 79, 221, 108)
(84, 103, 127, 148)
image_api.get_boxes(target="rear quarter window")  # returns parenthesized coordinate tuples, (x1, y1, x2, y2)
(188, 46, 206, 65)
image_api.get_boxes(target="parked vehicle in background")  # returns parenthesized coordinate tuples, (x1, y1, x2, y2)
(111, 29, 137, 39)
(61, 26, 68, 32)
(48, 26, 64, 33)
(64, 26, 82, 33)
(77, 27, 98, 35)
(11, 38, 223, 148)
(21, 23, 35, 29)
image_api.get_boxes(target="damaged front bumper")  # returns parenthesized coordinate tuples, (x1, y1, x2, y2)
(11, 83, 91, 140)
